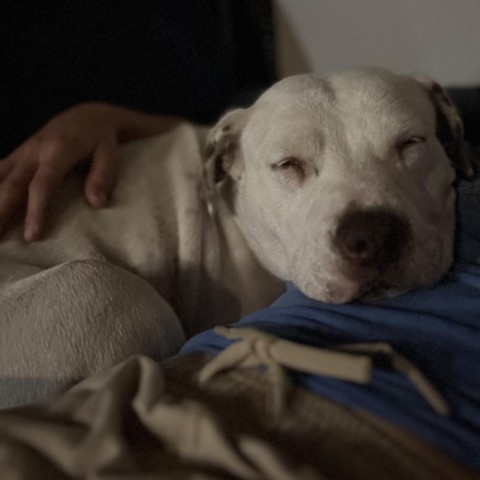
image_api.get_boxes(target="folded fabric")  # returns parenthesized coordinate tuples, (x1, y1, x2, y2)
(182, 180, 480, 470)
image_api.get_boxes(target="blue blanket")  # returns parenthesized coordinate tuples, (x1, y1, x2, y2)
(182, 181, 480, 470)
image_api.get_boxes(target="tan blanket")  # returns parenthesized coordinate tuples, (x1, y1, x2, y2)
(0, 353, 476, 480)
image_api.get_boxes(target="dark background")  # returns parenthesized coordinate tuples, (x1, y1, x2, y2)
(0, 0, 275, 158)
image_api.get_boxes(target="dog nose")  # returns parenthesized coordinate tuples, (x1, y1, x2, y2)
(334, 208, 410, 268)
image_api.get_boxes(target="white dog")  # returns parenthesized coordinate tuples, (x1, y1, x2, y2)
(0, 69, 471, 406)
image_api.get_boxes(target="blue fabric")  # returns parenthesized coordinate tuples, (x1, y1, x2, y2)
(181, 182, 480, 470)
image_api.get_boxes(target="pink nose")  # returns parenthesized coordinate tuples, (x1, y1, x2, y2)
(334, 208, 410, 269)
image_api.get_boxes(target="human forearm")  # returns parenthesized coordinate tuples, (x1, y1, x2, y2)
(103, 103, 185, 143)
(0, 102, 186, 241)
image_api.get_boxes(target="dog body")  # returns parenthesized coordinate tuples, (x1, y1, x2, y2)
(0, 125, 283, 406)
(0, 69, 469, 406)
(1, 125, 282, 335)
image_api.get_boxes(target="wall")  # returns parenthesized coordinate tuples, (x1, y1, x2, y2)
(274, 0, 480, 86)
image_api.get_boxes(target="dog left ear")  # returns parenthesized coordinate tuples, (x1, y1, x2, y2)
(203, 108, 250, 188)
(415, 76, 476, 180)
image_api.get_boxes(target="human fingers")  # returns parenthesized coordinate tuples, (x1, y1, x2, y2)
(24, 162, 70, 242)
(0, 163, 35, 236)
(84, 140, 119, 208)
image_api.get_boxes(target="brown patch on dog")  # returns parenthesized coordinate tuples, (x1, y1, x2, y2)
(428, 81, 475, 179)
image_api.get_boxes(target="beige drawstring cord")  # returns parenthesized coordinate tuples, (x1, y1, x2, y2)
(198, 327, 372, 418)
(336, 342, 450, 416)
(198, 327, 450, 419)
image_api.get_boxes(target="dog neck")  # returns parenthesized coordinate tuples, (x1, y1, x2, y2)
(172, 166, 284, 338)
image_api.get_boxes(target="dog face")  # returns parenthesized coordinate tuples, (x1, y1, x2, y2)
(206, 69, 473, 303)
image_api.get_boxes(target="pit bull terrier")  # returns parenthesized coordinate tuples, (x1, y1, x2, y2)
(0, 68, 472, 406)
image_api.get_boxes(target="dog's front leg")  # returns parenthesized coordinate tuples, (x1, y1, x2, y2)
(0, 259, 185, 408)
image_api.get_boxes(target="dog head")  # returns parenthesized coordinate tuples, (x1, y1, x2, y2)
(205, 69, 474, 303)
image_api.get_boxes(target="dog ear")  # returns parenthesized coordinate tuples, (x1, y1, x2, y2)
(415, 76, 476, 180)
(204, 108, 249, 186)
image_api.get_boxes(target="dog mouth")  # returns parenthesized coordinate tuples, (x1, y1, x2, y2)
(321, 278, 392, 303)
(301, 266, 399, 304)
(341, 264, 398, 301)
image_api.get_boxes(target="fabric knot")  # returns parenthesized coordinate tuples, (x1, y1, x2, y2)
(198, 327, 372, 419)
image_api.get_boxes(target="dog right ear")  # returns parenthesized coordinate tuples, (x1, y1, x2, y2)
(414, 76, 477, 180)
(204, 108, 249, 186)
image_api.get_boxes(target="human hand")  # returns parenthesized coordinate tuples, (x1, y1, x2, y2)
(0, 103, 181, 242)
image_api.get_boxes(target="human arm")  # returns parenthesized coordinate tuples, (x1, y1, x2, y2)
(0, 102, 183, 241)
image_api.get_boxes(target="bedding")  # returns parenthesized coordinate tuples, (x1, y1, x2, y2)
(0, 354, 475, 479)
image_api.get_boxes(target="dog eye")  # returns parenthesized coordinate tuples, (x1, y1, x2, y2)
(398, 136, 426, 151)
(397, 136, 426, 165)
(404, 136, 425, 145)
(271, 156, 307, 179)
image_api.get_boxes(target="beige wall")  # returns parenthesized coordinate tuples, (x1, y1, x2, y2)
(274, 0, 480, 86)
